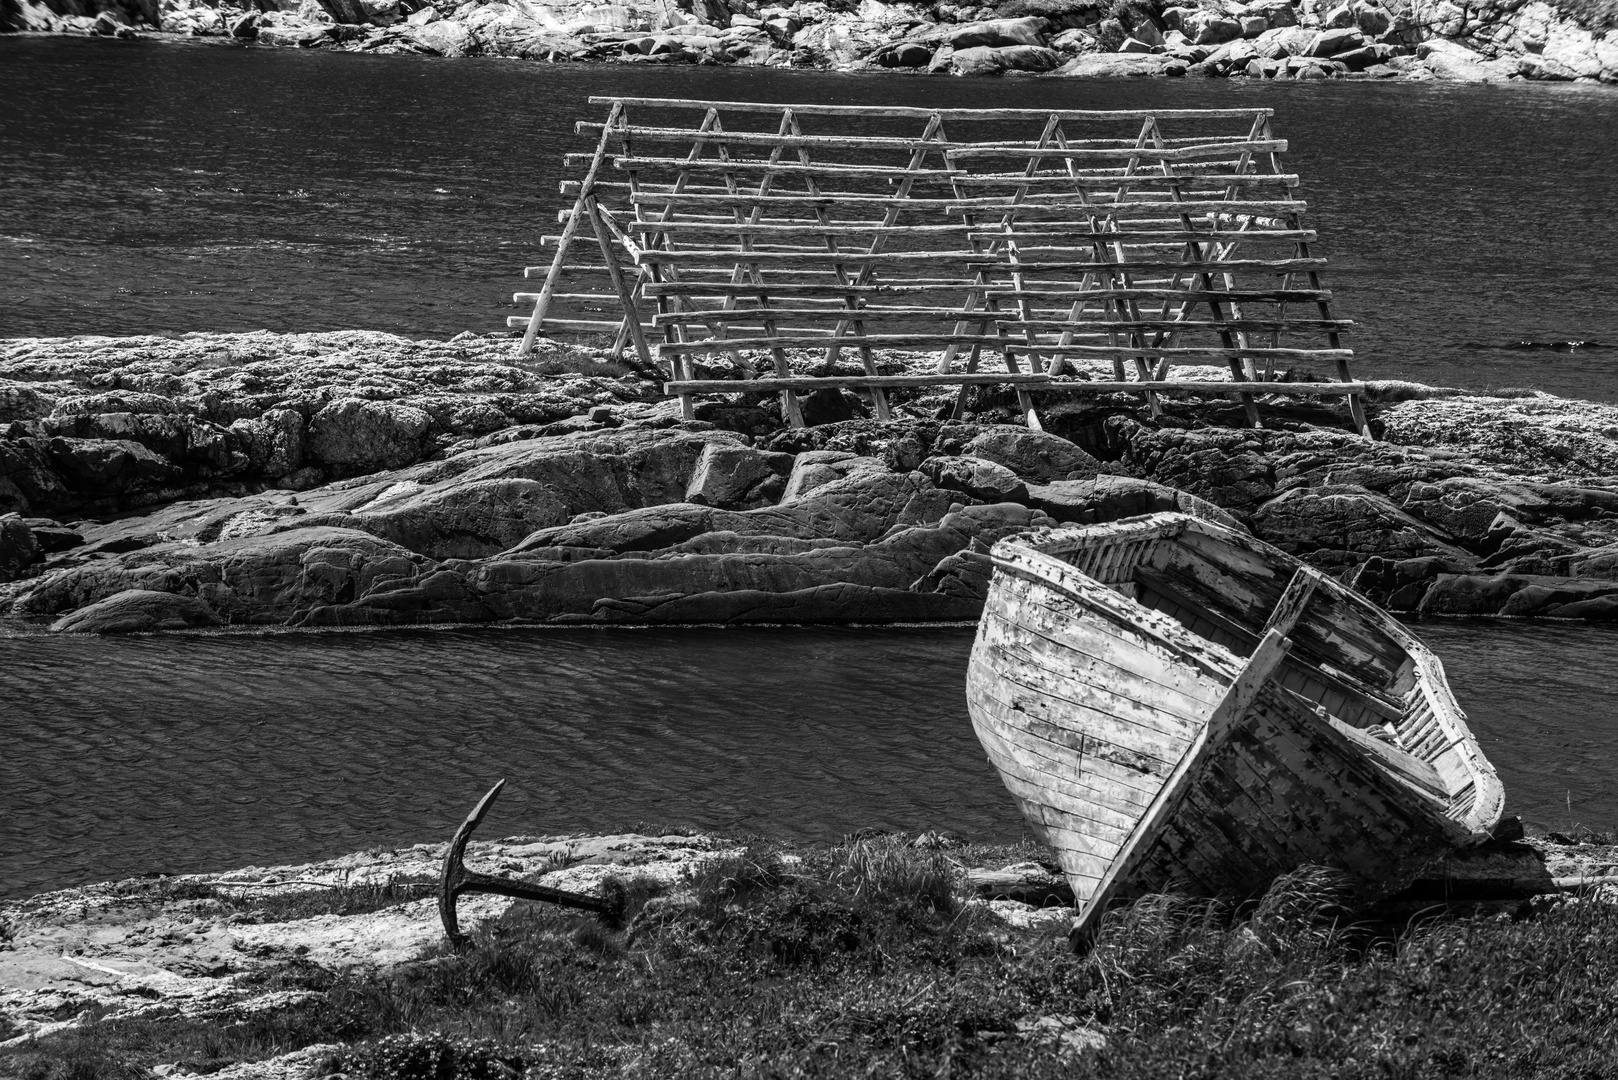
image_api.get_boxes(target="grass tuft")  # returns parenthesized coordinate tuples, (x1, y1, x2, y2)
(826, 834, 959, 917)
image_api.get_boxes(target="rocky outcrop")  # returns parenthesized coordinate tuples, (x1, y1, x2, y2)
(3, 417, 1090, 630)
(5, 0, 1611, 82)
(0, 331, 660, 522)
(15, 331, 1618, 626)
(1107, 395, 1618, 616)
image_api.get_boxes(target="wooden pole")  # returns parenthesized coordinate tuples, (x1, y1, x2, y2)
(519, 101, 624, 358)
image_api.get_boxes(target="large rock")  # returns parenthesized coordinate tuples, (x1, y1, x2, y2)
(1250, 485, 1469, 569)
(940, 16, 1050, 48)
(962, 427, 1100, 482)
(50, 589, 222, 634)
(683, 444, 785, 508)
(950, 43, 1062, 73)
(780, 451, 884, 501)
(921, 456, 1027, 503)
(1181, 10, 1242, 44)
(1254, 25, 1314, 56)
(409, 19, 479, 56)
(1305, 27, 1363, 55)
(0, 513, 41, 581)
(307, 399, 432, 474)
(1057, 52, 1173, 75)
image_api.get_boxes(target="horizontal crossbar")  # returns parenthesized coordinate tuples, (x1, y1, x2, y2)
(662, 374, 1364, 394)
(657, 334, 1353, 359)
(586, 97, 1274, 122)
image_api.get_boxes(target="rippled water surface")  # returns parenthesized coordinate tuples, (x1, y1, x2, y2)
(2, 622, 1615, 899)
(3, 38, 1618, 397)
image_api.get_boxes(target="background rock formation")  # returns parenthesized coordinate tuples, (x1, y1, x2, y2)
(6, 0, 1613, 81)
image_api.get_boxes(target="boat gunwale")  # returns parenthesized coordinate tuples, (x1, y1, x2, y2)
(985, 512, 1506, 841)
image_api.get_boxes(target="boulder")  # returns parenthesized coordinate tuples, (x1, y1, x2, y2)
(1181, 10, 1242, 44)
(1417, 39, 1508, 82)
(951, 43, 1062, 73)
(307, 399, 432, 474)
(1352, 0, 1390, 36)
(1254, 25, 1313, 57)
(1322, 3, 1357, 29)
(229, 10, 259, 37)
(875, 40, 933, 66)
(50, 589, 222, 634)
(1247, 0, 1296, 28)
(941, 16, 1050, 48)
(962, 427, 1100, 482)
(1305, 27, 1363, 56)
(920, 456, 1028, 503)
(1, 512, 41, 581)
(684, 444, 784, 508)
(1057, 52, 1171, 75)
(780, 451, 883, 501)
(409, 19, 478, 56)
(1250, 486, 1468, 569)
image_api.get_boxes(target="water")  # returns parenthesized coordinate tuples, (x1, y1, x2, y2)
(4, 41, 1618, 899)
(2, 620, 1615, 900)
(3, 38, 1618, 398)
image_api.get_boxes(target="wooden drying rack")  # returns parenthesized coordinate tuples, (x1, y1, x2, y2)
(513, 97, 1371, 437)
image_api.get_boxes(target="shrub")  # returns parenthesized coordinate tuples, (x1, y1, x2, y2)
(336, 1032, 529, 1080)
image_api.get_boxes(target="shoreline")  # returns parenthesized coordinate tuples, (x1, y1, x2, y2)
(5, 0, 1616, 84)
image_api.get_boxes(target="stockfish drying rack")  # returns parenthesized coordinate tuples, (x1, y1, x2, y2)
(512, 96, 1371, 437)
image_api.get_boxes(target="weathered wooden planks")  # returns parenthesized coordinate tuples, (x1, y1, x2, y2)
(965, 512, 1506, 932)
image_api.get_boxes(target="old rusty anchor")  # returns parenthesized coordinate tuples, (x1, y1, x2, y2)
(438, 779, 611, 947)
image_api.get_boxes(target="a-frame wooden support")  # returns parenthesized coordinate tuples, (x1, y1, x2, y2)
(512, 99, 1374, 439)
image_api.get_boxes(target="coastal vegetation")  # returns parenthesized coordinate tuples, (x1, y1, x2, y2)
(4, 836, 1616, 1079)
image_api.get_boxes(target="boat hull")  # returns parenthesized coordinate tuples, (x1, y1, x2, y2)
(965, 514, 1503, 917)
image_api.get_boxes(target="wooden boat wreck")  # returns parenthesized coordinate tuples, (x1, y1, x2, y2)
(966, 512, 1505, 940)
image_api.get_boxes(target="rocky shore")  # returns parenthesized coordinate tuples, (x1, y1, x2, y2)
(9, 330, 1618, 630)
(2, 823, 1612, 1075)
(4, 0, 1615, 82)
